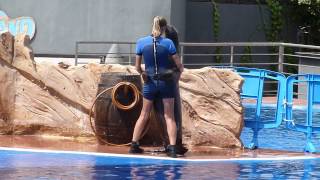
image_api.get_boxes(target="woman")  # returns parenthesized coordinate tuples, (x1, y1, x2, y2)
(129, 16, 184, 158)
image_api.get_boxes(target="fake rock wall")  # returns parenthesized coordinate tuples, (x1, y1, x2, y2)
(0, 33, 244, 148)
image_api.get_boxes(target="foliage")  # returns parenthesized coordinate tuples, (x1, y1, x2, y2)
(265, 0, 284, 42)
(211, 0, 219, 41)
(288, 0, 320, 44)
(239, 46, 252, 65)
(209, 0, 320, 72)
(249, 0, 284, 71)
(240, 0, 283, 65)
(254, 0, 284, 42)
(284, 47, 298, 74)
(211, 0, 222, 63)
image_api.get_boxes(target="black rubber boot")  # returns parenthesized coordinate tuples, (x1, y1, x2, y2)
(164, 144, 188, 155)
(176, 145, 188, 155)
(129, 141, 144, 154)
(166, 145, 177, 158)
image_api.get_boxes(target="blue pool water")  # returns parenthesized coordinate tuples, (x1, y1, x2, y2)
(0, 148, 319, 180)
(241, 104, 320, 152)
(1, 104, 320, 179)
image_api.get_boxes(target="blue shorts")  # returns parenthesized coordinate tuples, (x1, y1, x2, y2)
(143, 79, 176, 100)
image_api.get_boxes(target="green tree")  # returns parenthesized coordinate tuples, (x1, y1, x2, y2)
(288, 0, 320, 44)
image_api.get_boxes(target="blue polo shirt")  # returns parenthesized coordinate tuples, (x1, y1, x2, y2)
(136, 35, 177, 76)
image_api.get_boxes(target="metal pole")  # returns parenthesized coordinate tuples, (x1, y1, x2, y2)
(180, 46, 184, 64)
(129, 44, 132, 65)
(75, 42, 78, 66)
(278, 45, 284, 73)
(230, 46, 234, 66)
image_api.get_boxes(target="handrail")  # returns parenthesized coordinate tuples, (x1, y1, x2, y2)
(75, 41, 320, 48)
(281, 43, 320, 50)
(180, 42, 282, 46)
(74, 41, 320, 52)
(179, 42, 320, 50)
(77, 41, 135, 44)
(74, 41, 320, 85)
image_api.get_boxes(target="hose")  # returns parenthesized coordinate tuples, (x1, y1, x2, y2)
(89, 81, 150, 147)
(111, 81, 140, 110)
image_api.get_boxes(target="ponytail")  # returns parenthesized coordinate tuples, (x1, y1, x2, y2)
(152, 16, 167, 37)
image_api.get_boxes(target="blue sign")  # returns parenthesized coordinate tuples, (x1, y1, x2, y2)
(0, 10, 36, 39)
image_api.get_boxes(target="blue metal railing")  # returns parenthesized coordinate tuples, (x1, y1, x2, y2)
(215, 66, 320, 152)
(234, 67, 286, 149)
(285, 74, 320, 152)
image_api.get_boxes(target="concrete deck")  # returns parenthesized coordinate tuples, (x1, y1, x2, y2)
(0, 135, 316, 160)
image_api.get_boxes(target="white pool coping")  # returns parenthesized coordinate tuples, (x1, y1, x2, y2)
(0, 147, 317, 162)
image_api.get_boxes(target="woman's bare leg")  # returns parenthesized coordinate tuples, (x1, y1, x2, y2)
(163, 98, 177, 145)
(132, 98, 153, 142)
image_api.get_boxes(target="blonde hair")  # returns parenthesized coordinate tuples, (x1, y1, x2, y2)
(152, 16, 167, 37)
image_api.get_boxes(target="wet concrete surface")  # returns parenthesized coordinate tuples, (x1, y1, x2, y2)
(0, 135, 315, 160)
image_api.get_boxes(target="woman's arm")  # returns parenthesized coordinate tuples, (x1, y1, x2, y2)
(135, 55, 143, 74)
(136, 55, 148, 82)
(171, 54, 184, 73)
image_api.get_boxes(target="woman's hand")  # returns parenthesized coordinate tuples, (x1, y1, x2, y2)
(177, 67, 183, 81)
(141, 72, 148, 83)
(178, 65, 184, 74)
(171, 54, 183, 79)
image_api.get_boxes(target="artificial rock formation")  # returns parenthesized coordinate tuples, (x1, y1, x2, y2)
(180, 68, 243, 148)
(0, 33, 244, 149)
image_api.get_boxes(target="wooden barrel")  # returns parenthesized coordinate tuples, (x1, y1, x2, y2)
(94, 73, 143, 144)
(94, 72, 179, 146)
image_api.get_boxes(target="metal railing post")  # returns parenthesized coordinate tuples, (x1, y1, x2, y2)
(180, 46, 184, 64)
(129, 44, 132, 65)
(278, 45, 284, 73)
(75, 42, 78, 66)
(230, 46, 234, 66)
